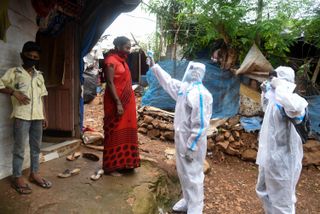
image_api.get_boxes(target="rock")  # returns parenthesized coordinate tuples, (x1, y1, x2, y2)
(132, 184, 157, 214)
(203, 159, 211, 174)
(225, 146, 240, 156)
(239, 92, 262, 117)
(163, 131, 174, 141)
(228, 135, 235, 142)
(231, 124, 243, 131)
(140, 154, 159, 164)
(165, 148, 176, 160)
(207, 143, 216, 152)
(303, 140, 320, 166)
(138, 120, 144, 127)
(141, 123, 148, 128)
(232, 130, 241, 140)
(143, 115, 154, 124)
(138, 127, 148, 134)
(160, 136, 165, 141)
(228, 115, 240, 127)
(216, 141, 229, 151)
(215, 134, 225, 142)
(151, 120, 160, 128)
(159, 122, 167, 130)
(224, 131, 231, 139)
(241, 149, 257, 162)
(147, 129, 160, 138)
(166, 123, 174, 131)
(82, 131, 104, 145)
(231, 141, 241, 149)
(207, 138, 214, 144)
(147, 125, 153, 130)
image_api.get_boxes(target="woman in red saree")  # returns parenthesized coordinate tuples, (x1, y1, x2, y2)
(103, 36, 140, 174)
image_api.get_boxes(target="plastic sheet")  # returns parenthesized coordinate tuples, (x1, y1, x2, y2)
(240, 116, 263, 132)
(305, 95, 320, 136)
(142, 59, 240, 118)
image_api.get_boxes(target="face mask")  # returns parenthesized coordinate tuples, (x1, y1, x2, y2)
(21, 54, 39, 68)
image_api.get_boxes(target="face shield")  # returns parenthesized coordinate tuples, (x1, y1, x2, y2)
(182, 61, 206, 83)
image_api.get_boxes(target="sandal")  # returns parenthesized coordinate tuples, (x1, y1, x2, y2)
(108, 171, 123, 177)
(58, 168, 80, 178)
(90, 169, 104, 181)
(29, 177, 52, 189)
(66, 152, 81, 161)
(11, 182, 32, 194)
(82, 153, 99, 162)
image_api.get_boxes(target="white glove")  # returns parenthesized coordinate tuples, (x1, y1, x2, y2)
(270, 77, 283, 89)
(260, 80, 271, 93)
(146, 57, 155, 67)
(185, 149, 195, 162)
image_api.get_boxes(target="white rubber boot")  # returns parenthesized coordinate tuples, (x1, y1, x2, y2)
(173, 198, 188, 212)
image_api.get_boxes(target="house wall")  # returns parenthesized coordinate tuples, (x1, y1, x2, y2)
(0, 0, 38, 179)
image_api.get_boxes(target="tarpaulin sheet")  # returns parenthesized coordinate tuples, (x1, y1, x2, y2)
(240, 116, 263, 132)
(142, 59, 240, 118)
(305, 95, 320, 135)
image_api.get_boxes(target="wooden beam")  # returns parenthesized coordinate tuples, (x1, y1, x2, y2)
(311, 57, 320, 84)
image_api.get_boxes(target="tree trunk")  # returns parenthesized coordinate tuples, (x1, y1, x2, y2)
(255, 0, 263, 46)
(311, 57, 320, 85)
(172, 24, 181, 61)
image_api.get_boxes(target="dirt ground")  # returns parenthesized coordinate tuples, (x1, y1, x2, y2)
(84, 95, 320, 214)
(137, 135, 320, 214)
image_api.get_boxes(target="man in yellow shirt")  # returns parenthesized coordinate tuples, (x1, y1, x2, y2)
(0, 41, 52, 194)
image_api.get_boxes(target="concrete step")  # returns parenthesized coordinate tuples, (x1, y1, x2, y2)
(40, 139, 81, 163)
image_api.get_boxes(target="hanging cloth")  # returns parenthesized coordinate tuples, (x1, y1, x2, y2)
(0, 0, 11, 42)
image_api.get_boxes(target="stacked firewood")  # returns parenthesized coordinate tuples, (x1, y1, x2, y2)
(137, 106, 175, 141)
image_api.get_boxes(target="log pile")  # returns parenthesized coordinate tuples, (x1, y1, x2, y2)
(137, 106, 175, 141)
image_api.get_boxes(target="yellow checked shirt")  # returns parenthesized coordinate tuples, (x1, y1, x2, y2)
(0, 66, 48, 120)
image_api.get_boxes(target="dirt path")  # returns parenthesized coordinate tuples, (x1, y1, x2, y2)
(84, 96, 320, 214)
(204, 156, 320, 214)
(137, 134, 320, 214)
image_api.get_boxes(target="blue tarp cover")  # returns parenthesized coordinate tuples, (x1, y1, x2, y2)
(142, 59, 240, 118)
(305, 95, 320, 135)
(240, 116, 263, 132)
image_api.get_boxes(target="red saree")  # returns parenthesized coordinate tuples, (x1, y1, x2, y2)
(103, 52, 140, 173)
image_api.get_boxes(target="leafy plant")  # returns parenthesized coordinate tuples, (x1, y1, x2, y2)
(146, 0, 318, 66)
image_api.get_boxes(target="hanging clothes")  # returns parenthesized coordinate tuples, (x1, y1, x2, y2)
(0, 0, 10, 42)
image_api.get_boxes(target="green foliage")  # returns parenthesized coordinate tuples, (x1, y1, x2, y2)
(303, 10, 320, 48)
(146, 0, 319, 63)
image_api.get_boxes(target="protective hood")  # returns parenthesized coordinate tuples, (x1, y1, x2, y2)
(275, 66, 295, 83)
(182, 61, 206, 83)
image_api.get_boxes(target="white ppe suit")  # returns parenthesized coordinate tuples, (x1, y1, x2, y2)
(256, 66, 308, 214)
(151, 62, 213, 213)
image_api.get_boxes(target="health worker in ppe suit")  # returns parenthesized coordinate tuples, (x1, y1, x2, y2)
(256, 66, 308, 214)
(149, 59, 213, 213)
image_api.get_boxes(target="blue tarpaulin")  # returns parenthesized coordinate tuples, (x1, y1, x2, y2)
(240, 116, 263, 132)
(305, 95, 320, 136)
(142, 59, 240, 118)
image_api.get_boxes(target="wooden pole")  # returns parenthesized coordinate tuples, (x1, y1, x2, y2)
(311, 57, 320, 85)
